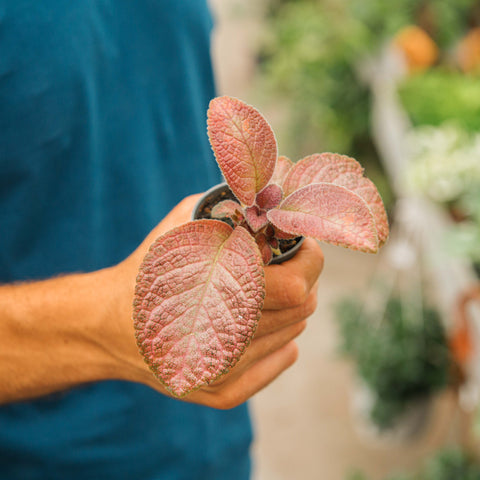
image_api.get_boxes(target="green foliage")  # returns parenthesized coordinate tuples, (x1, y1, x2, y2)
(335, 296, 450, 429)
(259, 0, 478, 162)
(422, 448, 480, 480)
(445, 188, 480, 265)
(399, 70, 480, 133)
(349, 448, 480, 480)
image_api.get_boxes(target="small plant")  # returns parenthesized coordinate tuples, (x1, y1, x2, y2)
(336, 295, 450, 430)
(133, 96, 389, 397)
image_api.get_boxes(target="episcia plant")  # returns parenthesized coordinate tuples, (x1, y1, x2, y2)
(133, 96, 389, 398)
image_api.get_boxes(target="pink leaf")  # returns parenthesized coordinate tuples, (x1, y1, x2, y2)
(133, 220, 265, 397)
(245, 206, 269, 232)
(267, 184, 379, 253)
(207, 96, 277, 206)
(333, 173, 389, 247)
(211, 199, 243, 221)
(283, 153, 364, 196)
(274, 227, 298, 240)
(256, 184, 283, 210)
(255, 233, 273, 265)
(282, 153, 389, 246)
(271, 155, 294, 186)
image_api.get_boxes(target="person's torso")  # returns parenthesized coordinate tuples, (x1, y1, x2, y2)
(0, 2, 251, 478)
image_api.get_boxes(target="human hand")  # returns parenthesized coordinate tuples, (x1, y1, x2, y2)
(108, 196, 324, 409)
(189, 237, 324, 409)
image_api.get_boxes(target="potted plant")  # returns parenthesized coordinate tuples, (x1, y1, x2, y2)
(132, 96, 389, 397)
(335, 294, 451, 438)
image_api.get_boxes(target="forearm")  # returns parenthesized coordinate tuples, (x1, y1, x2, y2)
(0, 195, 202, 405)
(0, 267, 126, 403)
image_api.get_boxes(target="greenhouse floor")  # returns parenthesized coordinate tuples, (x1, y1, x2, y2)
(250, 244, 465, 480)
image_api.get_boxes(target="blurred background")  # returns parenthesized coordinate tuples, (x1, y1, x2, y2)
(209, 0, 480, 479)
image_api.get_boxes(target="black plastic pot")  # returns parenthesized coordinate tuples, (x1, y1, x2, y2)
(193, 183, 304, 265)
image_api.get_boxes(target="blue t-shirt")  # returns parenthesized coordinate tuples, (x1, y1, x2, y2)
(0, 1, 252, 479)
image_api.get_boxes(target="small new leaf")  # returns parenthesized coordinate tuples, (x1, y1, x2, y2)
(256, 184, 283, 210)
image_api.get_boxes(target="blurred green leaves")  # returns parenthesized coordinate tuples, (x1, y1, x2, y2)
(335, 296, 450, 429)
(258, 0, 478, 169)
(400, 70, 480, 132)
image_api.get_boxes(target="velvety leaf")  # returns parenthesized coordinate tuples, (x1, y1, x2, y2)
(211, 199, 243, 221)
(271, 155, 294, 186)
(273, 227, 298, 240)
(133, 220, 265, 397)
(207, 96, 277, 206)
(333, 173, 389, 246)
(245, 206, 268, 233)
(283, 153, 364, 197)
(282, 152, 389, 246)
(256, 184, 283, 210)
(255, 233, 273, 265)
(267, 184, 379, 253)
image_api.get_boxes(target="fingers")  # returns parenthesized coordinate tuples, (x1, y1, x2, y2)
(200, 317, 306, 402)
(230, 319, 306, 377)
(200, 340, 300, 409)
(263, 238, 324, 310)
(253, 283, 318, 338)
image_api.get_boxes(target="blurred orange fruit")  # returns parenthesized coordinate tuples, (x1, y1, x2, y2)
(457, 27, 480, 73)
(393, 25, 439, 73)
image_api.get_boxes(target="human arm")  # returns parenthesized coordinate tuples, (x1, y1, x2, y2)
(0, 195, 324, 407)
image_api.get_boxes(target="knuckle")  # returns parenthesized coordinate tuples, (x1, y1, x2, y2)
(285, 341, 299, 365)
(214, 391, 241, 410)
(303, 290, 318, 318)
(285, 276, 309, 307)
(293, 320, 307, 337)
(308, 238, 325, 274)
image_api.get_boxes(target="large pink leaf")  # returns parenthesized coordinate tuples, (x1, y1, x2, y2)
(207, 96, 277, 206)
(267, 184, 379, 253)
(133, 220, 265, 397)
(282, 153, 364, 196)
(282, 153, 388, 246)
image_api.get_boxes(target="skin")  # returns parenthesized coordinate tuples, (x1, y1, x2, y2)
(0, 194, 324, 409)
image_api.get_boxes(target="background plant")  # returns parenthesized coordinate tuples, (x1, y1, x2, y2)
(335, 295, 451, 429)
(399, 70, 480, 133)
(405, 125, 480, 271)
(257, 0, 479, 207)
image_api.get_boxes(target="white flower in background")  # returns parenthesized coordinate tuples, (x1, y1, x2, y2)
(405, 125, 480, 203)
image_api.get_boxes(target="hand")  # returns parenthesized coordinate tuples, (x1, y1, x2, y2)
(0, 194, 323, 405)
(110, 196, 324, 409)
(193, 237, 324, 409)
